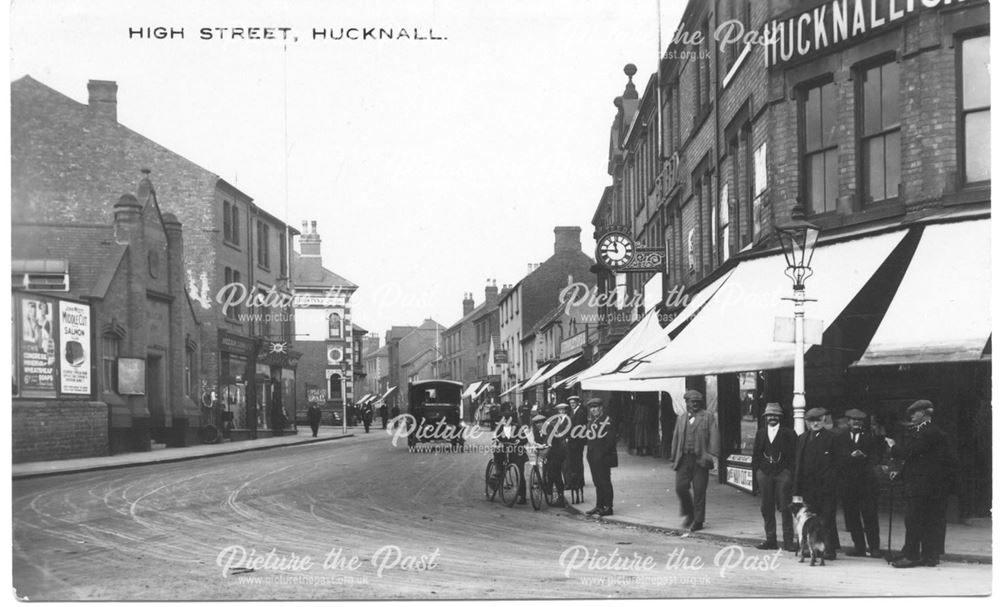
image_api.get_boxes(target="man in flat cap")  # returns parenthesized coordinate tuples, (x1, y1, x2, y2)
(885, 400, 957, 568)
(585, 398, 617, 516)
(564, 395, 588, 497)
(840, 408, 882, 557)
(793, 407, 843, 559)
(670, 389, 719, 531)
(752, 403, 797, 550)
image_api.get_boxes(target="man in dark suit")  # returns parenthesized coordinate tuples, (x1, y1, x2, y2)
(840, 408, 882, 557)
(886, 400, 958, 568)
(306, 402, 322, 437)
(565, 395, 588, 492)
(793, 407, 843, 559)
(585, 398, 617, 516)
(752, 402, 797, 551)
(670, 390, 719, 532)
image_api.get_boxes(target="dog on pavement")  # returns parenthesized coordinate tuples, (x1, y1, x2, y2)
(790, 500, 827, 566)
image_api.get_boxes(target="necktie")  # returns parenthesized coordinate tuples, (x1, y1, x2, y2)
(852, 432, 859, 444)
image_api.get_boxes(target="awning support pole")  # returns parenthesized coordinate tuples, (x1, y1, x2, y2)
(792, 287, 807, 435)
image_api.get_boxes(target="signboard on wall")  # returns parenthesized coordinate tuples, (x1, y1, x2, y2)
(59, 301, 91, 394)
(18, 296, 57, 397)
(118, 357, 146, 395)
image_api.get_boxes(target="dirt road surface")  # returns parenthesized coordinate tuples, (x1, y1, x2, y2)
(12, 430, 992, 599)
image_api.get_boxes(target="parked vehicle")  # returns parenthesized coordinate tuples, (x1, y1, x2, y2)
(406, 380, 465, 450)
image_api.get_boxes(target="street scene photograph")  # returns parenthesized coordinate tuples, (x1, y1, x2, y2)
(6, 0, 996, 601)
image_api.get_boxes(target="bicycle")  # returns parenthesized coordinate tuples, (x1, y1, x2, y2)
(527, 444, 564, 510)
(485, 441, 524, 507)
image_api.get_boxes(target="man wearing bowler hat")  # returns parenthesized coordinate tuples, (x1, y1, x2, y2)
(793, 406, 844, 559)
(670, 389, 719, 532)
(840, 408, 882, 557)
(885, 399, 957, 568)
(752, 402, 797, 550)
(585, 398, 617, 516)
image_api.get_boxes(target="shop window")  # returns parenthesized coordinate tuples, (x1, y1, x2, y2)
(960, 35, 991, 185)
(801, 80, 839, 214)
(859, 60, 901, 204)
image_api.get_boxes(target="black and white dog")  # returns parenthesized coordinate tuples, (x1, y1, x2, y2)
(790, 500, 827, 566)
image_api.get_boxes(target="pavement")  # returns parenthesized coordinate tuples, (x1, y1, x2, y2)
(11, 425, 358, 480)
(566, 447, 992, 564)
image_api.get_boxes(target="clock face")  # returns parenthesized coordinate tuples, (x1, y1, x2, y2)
(596, 232, 636, 268)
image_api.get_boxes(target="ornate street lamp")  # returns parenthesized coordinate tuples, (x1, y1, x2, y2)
(776, 202, 820, 434)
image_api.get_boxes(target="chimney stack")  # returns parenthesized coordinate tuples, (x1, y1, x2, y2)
(87, 80, 118, 122)
(485, 279, 499, 305)
(554, 226, 582, 254)
(463, 292, 475, 316)
(300, 219, 322, 257)
(500, 283, 512, 298)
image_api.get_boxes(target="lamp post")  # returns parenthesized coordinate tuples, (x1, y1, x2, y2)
(341, 360, 350, 435)
(776, 202, 820, 435)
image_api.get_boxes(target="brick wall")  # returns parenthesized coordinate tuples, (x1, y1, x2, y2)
(13, 400, 109, 463)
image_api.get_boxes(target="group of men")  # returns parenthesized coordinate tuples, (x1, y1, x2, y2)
(493, 395, 618, 516)
(752, 398, 956, 567)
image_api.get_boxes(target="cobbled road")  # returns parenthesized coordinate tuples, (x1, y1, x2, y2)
(12, 430, 992, 599)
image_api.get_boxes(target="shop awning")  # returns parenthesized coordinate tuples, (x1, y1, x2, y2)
(534, 355, 582, 387)
(473, 383, 491, 398)
(550, 372, 581, 390)
(520, 362, 556, 390)
(633, 230, 908, 385)
(855, 220, 991, 367)
(381, 385, 397, 401)
(499, 381, 522, 397)
(461, 381, 483, 398)
(578, 268, 735, 391)
(356, 394, 372, 406)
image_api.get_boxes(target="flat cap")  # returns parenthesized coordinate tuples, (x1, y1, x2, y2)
(567, 395, 582, 402)
(762, 402, 784, 417)
(804, 407, 828, 420)
(586, 398, 604, 408)
(554, 403, 571, 411)
(844, 408, 867, 420)
(683, 389, 704, 402)
(531, 414, 547, 423)
(907, 399, 934, 416)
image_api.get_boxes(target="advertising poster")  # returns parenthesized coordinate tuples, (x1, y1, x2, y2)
(18, 296, 56, 397)
(59, 301, 91, 394)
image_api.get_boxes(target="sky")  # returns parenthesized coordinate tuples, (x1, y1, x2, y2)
(8, 0, 685, 340)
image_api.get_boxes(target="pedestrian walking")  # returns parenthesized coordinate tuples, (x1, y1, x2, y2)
(752, 402, 797, 551)
(379, 403, 388, 429)
(885, 400, 958, 568)
(306, 402, 322, 437)
(362, 403, 373, 434)
(564, 395, 587, 496)
(670, 389, 719, 531)
(793, 407, 843, 559)
(585, 398, 617, 516)
(841, 408, 883, 558)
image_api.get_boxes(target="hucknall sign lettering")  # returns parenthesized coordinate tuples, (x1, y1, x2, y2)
(763, 0, 964, 66)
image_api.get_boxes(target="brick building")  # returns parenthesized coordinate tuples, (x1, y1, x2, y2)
(497, 227, 596, 407)
(11, 76, 301, 443)
(584, 0, 990, 518)
(11, 174, 202, 461)
(291, 221, 359, 425)
(440, 281, 503, 416)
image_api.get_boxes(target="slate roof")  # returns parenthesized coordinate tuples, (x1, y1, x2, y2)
(11, 223, 126, 300)
(291, 251, 358, 290)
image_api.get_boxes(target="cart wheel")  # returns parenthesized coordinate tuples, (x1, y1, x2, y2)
(529, 466, 544, 511)
(499, 463, 521, 507)
(485, 460, 498, 501)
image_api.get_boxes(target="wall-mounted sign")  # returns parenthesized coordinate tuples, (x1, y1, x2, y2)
(59, 301, 91, 395)
(493, 349, 508, 364)
(118, 357, 146, 395)
(764, 0, 951, 67)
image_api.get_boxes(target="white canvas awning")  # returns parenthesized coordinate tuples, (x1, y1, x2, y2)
(534, 355, 582, 387)
(550, 372, 582, 390)
(633, 230, 907, 386)
(578, 268, 735, 391)
(473, 382, 491, 398)
(521, 362, 556, 390)
(855, 219, 991, 366)
(461, 381, 483, 398)
(499, 381, 522, 397)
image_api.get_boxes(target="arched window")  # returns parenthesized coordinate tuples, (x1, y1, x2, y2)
(328, 373, 342, 398)
(328, 313, 342, 339)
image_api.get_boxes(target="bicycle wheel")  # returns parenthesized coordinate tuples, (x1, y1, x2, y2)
(485, 460, 498, 501)
(499, 463, 521, 507)
(542, 467, 560, 506)
(529, 466, 544, 511)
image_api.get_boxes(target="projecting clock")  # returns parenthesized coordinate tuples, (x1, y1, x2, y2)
(596, 232, 636, 269)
